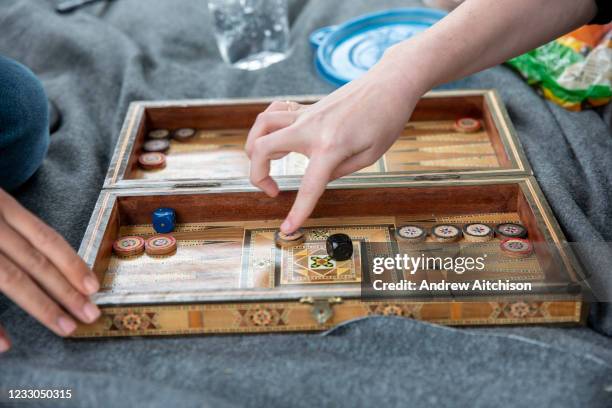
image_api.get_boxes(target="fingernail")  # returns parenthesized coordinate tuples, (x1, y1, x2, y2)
(0, 337, 10, 353)
(280, 220, 292, 233)
(57, 316, 77, 335)
(82, 302, 101, 322)
(83, 275, 99, 294)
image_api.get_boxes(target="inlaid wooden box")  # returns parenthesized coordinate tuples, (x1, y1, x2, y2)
(76, 90, 587, 337)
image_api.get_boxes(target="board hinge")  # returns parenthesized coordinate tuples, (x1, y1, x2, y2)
(412, 174, 461, 181)
(300, 296, 343, 325)
(173, 182, 223, 189)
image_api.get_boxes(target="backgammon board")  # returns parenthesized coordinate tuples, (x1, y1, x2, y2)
(103, 90, 529, 189)
(126, 119, 501, 180)
(75, 90, 587, 337)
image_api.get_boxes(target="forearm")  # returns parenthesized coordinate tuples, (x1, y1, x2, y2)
(376, 0, 598, 94)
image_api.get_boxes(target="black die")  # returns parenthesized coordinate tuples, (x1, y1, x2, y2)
(326, 233, 353, 261)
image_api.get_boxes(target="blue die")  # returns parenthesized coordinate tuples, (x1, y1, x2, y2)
(152, 207, 175, 233)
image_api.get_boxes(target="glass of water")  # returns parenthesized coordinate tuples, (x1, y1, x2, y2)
(208, 0, 291, 71)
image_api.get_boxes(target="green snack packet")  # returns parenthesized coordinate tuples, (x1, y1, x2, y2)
(506, 25, 612, 111)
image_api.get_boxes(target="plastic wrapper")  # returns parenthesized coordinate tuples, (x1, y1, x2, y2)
(506, 24, 612, 111)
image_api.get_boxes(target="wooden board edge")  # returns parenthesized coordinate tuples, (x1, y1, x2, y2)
(78, 191, 116, 265)
(104, 102, 145, 189)
(521, 177, 590, 289)
(71, 299, 585, 338)
(125, 90, 493, 109)
(106, 176, 535, 197)
(484, 89, 533, 176)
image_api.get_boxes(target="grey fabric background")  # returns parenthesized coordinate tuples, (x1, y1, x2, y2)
(0, 0, 611, 407)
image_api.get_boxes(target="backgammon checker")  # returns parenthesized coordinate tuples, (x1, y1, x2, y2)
(74, 90, 588, 338)
(463, 223, 494, 242)
(142, 139, 170, 153)
(148, 129, 170, 140)
(431, 224, 462, 243)
(138, 152, 166, 170)
(500, 238, 533, 259)
(395, 225, 427, 243)
(454, 117, 482, 133)
(496, 223, 528, 239)
(172, 128, 196, 141)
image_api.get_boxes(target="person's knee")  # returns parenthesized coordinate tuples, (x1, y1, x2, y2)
(0, 56, 50, 191)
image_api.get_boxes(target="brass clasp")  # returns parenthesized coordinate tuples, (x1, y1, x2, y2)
(300, 296, 343, 325)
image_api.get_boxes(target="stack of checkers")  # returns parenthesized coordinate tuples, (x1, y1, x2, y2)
(112, 236, 145, 257)
(143, 129, 170, 154)
(112, 234, 177, 257)
(274, 228, 305, 248)
(145, 234, 177, 256)
(138, 127, 197, 170)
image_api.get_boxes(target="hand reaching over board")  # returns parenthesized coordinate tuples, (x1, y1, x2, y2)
(245, 0, 598, 235)
(246, 61, 425, 234)
(0, 189, 101, 352)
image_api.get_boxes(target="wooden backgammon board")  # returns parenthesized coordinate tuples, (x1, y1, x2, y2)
(75, 90, 588, 338)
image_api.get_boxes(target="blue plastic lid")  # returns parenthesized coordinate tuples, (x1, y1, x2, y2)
(310, 8, 447, 86)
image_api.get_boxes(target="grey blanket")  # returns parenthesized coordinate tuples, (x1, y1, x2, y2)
(1, 0, 611, 407)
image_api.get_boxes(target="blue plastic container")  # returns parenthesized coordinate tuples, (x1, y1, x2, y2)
(310, 8, 447, 86)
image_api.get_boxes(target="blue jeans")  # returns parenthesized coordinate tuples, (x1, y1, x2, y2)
(0, 55, 49, 191)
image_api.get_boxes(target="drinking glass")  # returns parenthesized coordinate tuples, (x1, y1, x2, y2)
(208, 0, 291, 70)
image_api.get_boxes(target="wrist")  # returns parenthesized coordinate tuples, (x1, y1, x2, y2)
(371, 41, 439, 97)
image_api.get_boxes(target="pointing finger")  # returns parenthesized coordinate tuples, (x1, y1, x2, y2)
(281, 154, 340, 234)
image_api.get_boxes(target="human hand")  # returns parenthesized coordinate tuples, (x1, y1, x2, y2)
(246, 55, 428, 234)
(0, 189, 100, 352)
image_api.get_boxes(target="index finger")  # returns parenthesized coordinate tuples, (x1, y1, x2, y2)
(280, 155, 340, 234)
(0, 191, 99, 295)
